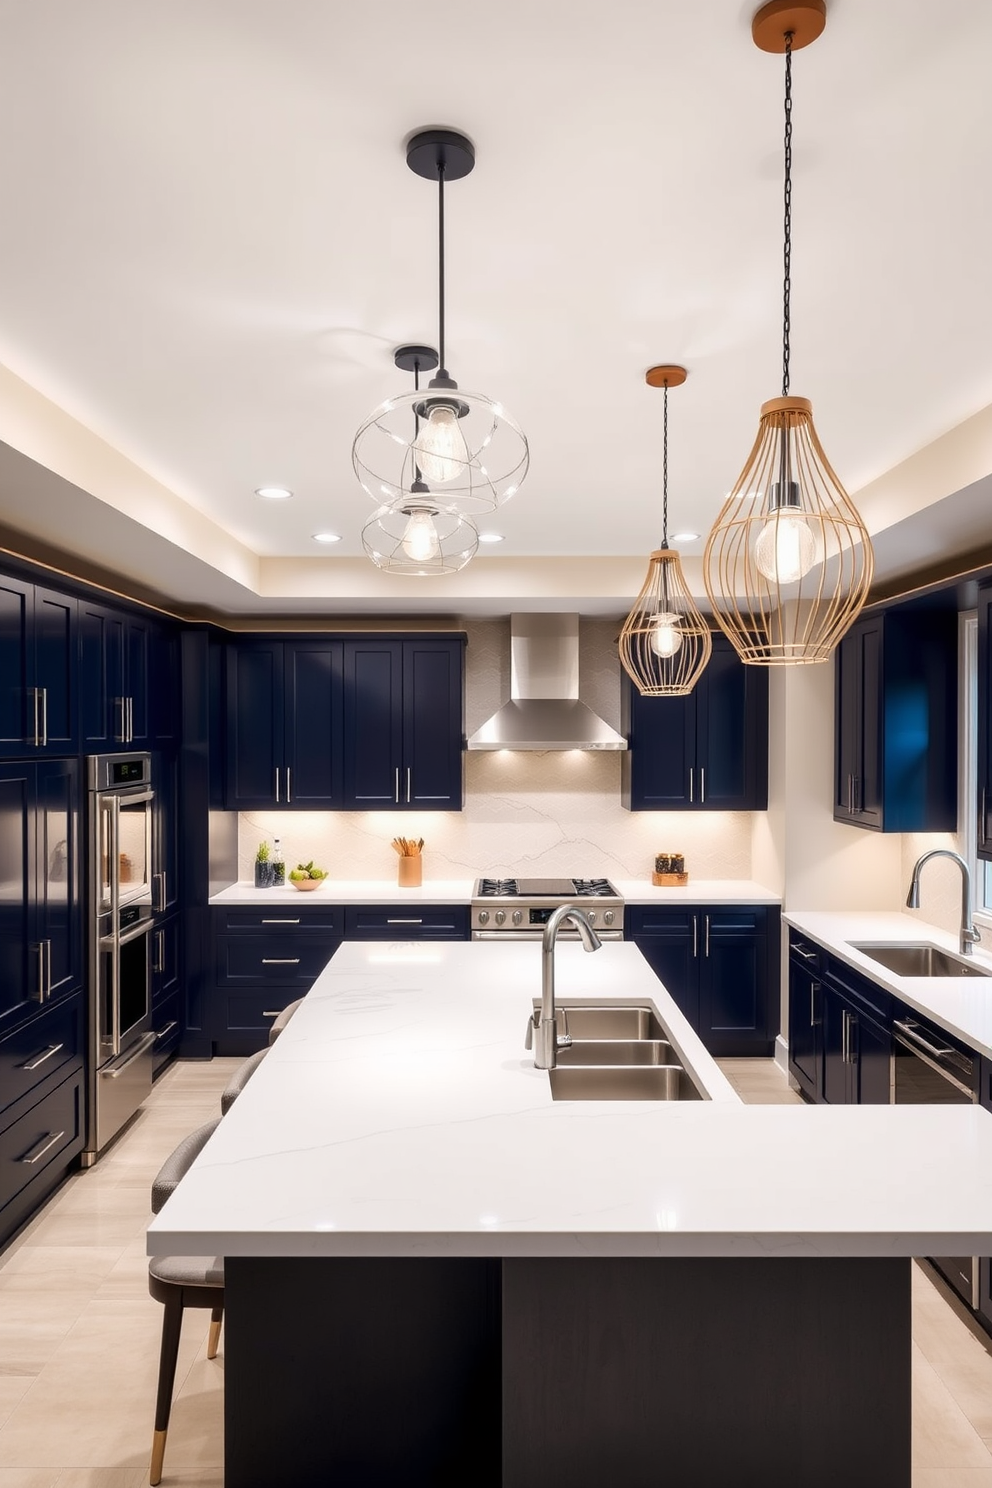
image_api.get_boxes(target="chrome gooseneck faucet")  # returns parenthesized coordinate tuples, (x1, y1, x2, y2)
(527, 905, 602, 1070)
(906, 850, 981, 957)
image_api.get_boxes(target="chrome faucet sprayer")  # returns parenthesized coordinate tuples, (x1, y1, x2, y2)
(906, 850, 981, 957)
(528, 904, 602, 1070)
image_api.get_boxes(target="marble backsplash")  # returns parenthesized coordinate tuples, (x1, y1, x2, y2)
(237, 617, 755, 885)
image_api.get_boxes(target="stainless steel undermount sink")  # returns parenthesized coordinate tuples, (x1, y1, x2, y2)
(538, 1003, 704, 1100)
(848, 941, 991, 978)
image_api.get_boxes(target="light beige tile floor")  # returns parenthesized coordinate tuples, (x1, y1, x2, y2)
(0, 1055, 990, 1485)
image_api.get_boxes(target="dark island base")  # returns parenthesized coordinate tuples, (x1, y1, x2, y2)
(225, 1254, 911, 1488)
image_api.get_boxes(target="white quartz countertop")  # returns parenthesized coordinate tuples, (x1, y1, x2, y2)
(148, 940, 992, 1260)
(208, 878, 780, 907)
(784, 910, 992, 1059)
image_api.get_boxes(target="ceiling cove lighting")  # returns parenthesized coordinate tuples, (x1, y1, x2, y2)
(619, 366, 713, 697)
(352, 129, 528, 520)
(255, 486, 293, 500)
(703, 0, 873, 665)
(362, 345, 479, 576)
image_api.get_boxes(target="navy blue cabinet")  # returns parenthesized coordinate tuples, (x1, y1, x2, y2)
(626, 903, 779, 1055)
(79, 599, 164, 751)
(0, 575, 77, 757)
(787, 934, 822, 1101)
(342, 906, 470, 940)
(0, 759, 81, 1036)
(621, 636, 768, 811)
(789, 935, 892, 1106)
(226, 639, 344, 809)
(342, 637, 465, 810)
(209, 904, 343, 1054)
(834, 607, 957, 832)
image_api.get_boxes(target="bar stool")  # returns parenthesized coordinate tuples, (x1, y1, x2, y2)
(268, 997, 304, 1045)
(220, 1047, 268, 1114)
(147, 1119, 224, 1486)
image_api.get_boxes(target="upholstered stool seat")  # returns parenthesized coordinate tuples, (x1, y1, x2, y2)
(267, 997, 304, 1044)
(220, 1047, 268, 1114)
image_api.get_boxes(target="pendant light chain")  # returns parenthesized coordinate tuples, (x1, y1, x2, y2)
(437, 163, 447, 374)
(661, 381, 670, 548)
(782, 32, 793, 398)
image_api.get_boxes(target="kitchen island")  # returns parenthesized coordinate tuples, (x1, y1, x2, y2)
(148, 940, 992, 1488)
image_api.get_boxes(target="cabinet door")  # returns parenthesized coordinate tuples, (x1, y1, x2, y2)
(284, 641, 343, 809)
(855, 618, 883, 828)
(0, 764, 36, 1028)
(699, 909, 770, 1054)
(820, 984, 851, 1105)
(124, 615, 151, 747)
(979, 587, 992, 859)
(402, 640, 464, 809)
(148, 622, 181, 745)
(34, 759, 81, 1004)
(621, 682, 695, 810)
(342, 641, 403, 808)
(32, 586, 77, 755)
(834, 625, 860, 822)
(852, 1009, 891, 1104)
(628, 910, 699, 1027)
(695, 638, 768, 810)
(152, 913, 181, 1006)
(79, 599, 127, 748)
(225, 643, 285, 808)
(0, 575, 32, 754)
(788, 953, 821, 1098)
(153, 750, 180, 912)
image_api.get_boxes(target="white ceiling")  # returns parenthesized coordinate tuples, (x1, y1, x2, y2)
(0, 0, 990, 612)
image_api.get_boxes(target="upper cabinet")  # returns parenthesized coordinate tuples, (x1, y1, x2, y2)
(0, 576, 78, 758)
(342, 637, 465, 810)
(79, 599, 178, 752)
(834, 607, 957, 832)
(621, 634, 768, 811)
(225, 639, 344, 810)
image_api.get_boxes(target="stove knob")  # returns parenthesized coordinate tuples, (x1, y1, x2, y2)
(495, 909, 506, 926)
(604, 910, 615, 926)
(512, 909, 523, 926)
(478, 910, 489, 926)
(587, 910, 597, 923)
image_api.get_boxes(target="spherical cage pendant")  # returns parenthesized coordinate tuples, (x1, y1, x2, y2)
(361, 496, 479, 578)
(703, 397, 874, 665)
(619, 550, 714, 696)
(352, 388, 528, 517)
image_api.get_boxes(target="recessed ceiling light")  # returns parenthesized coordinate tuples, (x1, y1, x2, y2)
(255, 486, 293, 500)
(672, 531, 700, 542)
(312, 532, 342, 544)
(478, 532, 505, 544)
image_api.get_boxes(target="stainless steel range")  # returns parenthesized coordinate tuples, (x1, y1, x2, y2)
(471, 878, 624, 940)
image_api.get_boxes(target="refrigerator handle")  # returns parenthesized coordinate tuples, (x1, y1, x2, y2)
(109, 797, 121, 1057)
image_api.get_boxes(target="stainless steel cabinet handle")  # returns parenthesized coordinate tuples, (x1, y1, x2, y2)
(983, 787, 988, 847)
(262, 918, 300, 924)
(32, 943, 45, 1003)
(262, 957, 301, 965)
(692, 915, 698, 958)
(406, 767, 412, 803)
(20, 1042, 64, 1072)
(156, 1022, 178, 1041)
(841, 1009, 848, 1064)
(286, 767, 292, 804)
(41, 687, 48, 747)
(892, 1019, 956, 1061)
(700, 767, 705, 805)
(153, 930, 164, 974)
(263, 1010, 281, 1018)
(809, 981, 820, 1028)
(152, 872, 166, 913)
(394, 767, 400, 804)
(45, 939, 52, 998)
(794, 945, 817, 962)
(275, 767, 280, 803)
(102, 1030, 157, 1077)
(387, 918, 423, 925)
(31, 686, 40, 746)
(126, 696, 133, 744)
(847, 774, 854, 813)
(689, 768, 694, 804)
(116, 696, 126, 743)
(704, 914, 710, 958)
(20, 1130, 65, 1165)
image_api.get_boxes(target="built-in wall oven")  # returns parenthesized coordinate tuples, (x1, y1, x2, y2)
(83, 753, 158, 1164)
(892, 1011, 979, 1307)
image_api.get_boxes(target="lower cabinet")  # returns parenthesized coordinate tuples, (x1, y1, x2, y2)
(206, 903, 470, 1054)
(0, 1056, 84, 1249)
(788, 933, 892, 1105)
(626, 904, 780, 1056)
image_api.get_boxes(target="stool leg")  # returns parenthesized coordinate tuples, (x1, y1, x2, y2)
(150, 1289, 184, 1486)
(207, 1304, 223, 1360)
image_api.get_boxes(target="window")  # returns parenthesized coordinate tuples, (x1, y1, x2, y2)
(962, 614, 992, 924)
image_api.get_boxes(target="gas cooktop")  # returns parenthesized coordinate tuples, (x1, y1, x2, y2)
(474, 877, 619, 899)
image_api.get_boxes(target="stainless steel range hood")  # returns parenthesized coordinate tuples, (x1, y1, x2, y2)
(467, 614, 627, 751)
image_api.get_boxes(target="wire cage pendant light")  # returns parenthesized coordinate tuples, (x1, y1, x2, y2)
(362, 345, 479, 576)
(352, 130, 528, 519)
(619, 366, 713, 697)
(703, 1, 873, 665)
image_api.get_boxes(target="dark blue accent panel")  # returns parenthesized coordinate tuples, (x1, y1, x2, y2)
(343, 641, 404, 807)
(225, 643, 284, 807)
(403, 640, 464, 808)
(284, 641, 343, 808)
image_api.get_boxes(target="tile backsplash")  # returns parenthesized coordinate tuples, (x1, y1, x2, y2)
(237, 618, 756, 885)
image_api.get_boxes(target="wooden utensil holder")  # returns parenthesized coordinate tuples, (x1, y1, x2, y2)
(398, 856, 423, 888)
(652, 871, 689, 887)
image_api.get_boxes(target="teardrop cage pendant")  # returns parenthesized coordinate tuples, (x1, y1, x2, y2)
(619, 365, 713, 697)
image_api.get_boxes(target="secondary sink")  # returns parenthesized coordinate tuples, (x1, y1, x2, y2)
(554, 1039, 676, 1067)
(548, 1064, 703, 1101)
(535, 1004, 667, 1041)
(848, 941, 991, 978)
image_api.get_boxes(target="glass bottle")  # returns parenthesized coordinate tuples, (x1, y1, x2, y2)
(272, 837, 286, 888)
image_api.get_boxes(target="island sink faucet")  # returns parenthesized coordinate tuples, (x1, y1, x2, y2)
(527, 904, 602, 1070)
(906, 849, 981, 957)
